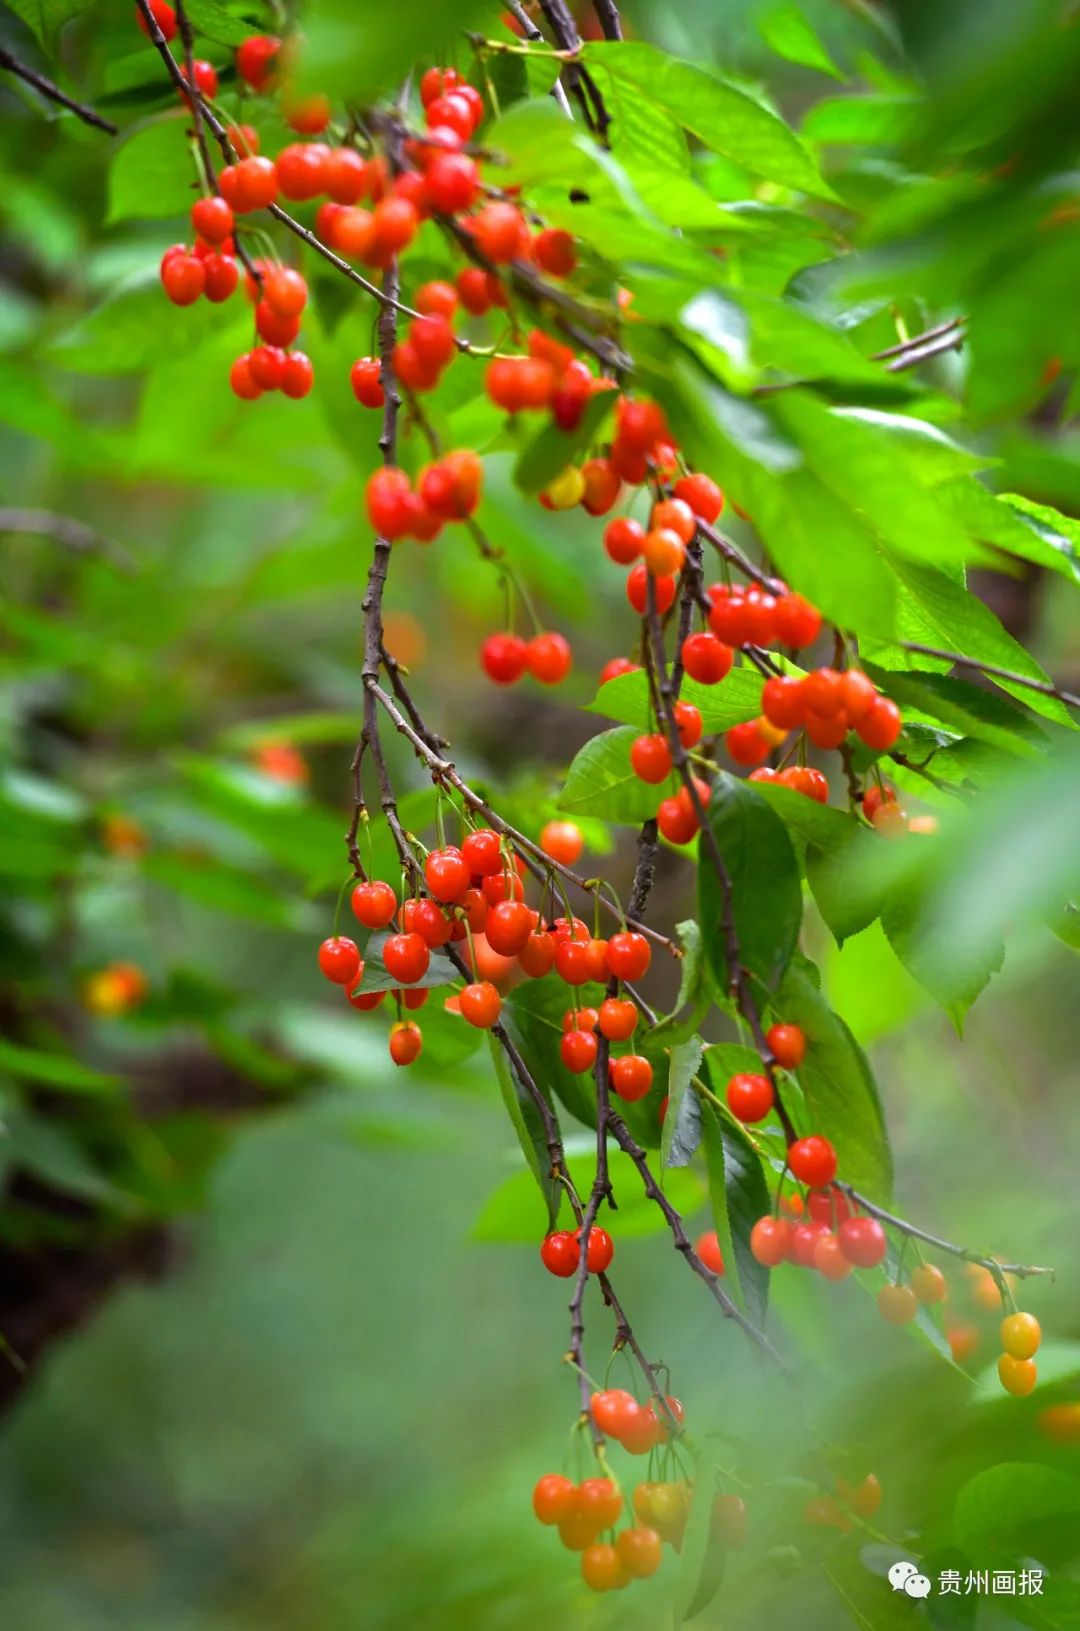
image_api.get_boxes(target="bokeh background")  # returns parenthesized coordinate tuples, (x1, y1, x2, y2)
(2, 0, 1080, 1626)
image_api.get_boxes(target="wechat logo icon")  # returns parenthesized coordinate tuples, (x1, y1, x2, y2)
(889, 1560, 933, 1599)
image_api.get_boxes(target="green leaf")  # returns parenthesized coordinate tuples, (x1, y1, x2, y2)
(759, 3, 846, 79)
(661, 1036, 705, 1169)
(882, 879, 1004, 1032)
(352, 933, 461, 994)
(107, 115, 199, 223)
(182, 0, 256, 44)
(802, 94, 918, 144)
(297, 0, 492, 101)
(5, 0, 94, 49)
(512, 390, 614, 495)
(559, 726, 679, 824)
(674, 1449, 726, 1626)
(864, 664, 1047, 758)
(501, 975, 601, 1135)
(698, 1079, 771, 1326)
(582, 41, 832, 198)
(589, 664, 764, 735)
(50, 270, 242, 375)
(490, 1038, 560, 1232)
(954, 1464, 1080, 1554)
(698, 771, 803, 994)
(0, 1039, 119, 1095)
(472, 1148, 704, 1242)
(3, 1114, 141, 1214)
(776, 956, 893, 1202)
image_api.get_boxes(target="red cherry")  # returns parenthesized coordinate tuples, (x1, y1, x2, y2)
(760, 678, 805, 733)
(382, 931, 430, 985)
(527, 631, 572, 684)
(351, 880, 397, 928)
(416, 280, 458, 319)
(554, 938, 592, 987)
(750, 1215, 790, 1266)
(389, 1020, 423, 1065)
(539, 820, 583, 867)
(590, 1387, 641, 1441)
(263, 266, 307, 318)
(696, 1230, 725, 1275)
(280, 352, 314, 398)
(180, 59, 218, 101)
(657, 794, 698, 845)
(857, 697, 902, 751)
(841, 669, 878, 720)
(540, 1230, 578, 1276)
(456, 266, 493, 315)
(161, 253, 204, 305)
(255, 300, 300, 346)
(577, 1225, 614, 1272)
(767, 1023, 805, 1069)
(137, 0, 177, 41)
(673, 472, 723, 522)
(351, 357, 384, 408)
(420, 66, 463, 106)
(562, 1006, 599, 1034)
(838, 1216, 888, 1268)
(233, 155, 279, 212)
(611, 1054, 653, 1101)
(725, 721, 770, 767)
(627, 562, 676, 615)
(482, 868, 525, 906)
(599, 656, 638, 686)
(598, 998, 637, 1040)
(191, 195, 234, 243)
(533, 1473, 577, 1525)
(229, 353, 261, 400)
(807, 1187, 855, 1226)
(726, 1072, 774, 1123)
(286, 92, 332, 135)
(581, 458, 620, 517)
(803, 668, 844, 717)
(773, 592, 821, 648)
(366, 468, 415, 540)
(788, 1219, 830, 1267)
(460, 828, 502, 876)
(603, 517, 644, 565)
(788, 1135, 837, 1188)
(248, 344, 286, 390)
(202, 253, 239, 302)
(561, 1028, 598, 1073)
(681, 632, 732, 684)
(481, 632, 529, 685)
(235, 33, 279, 91)
(424, 151, 479, 214)
(485, 900, 534, 956)
(519, 929, 556, 978)
(673, 701, 702, 748)
(616, 396, 667, 453)
(276, 142, 329, 202)
(607, 932, 651, 982)
(318, 935, 361, 985)
(401, 897, 452, 948)
(459, 980, 502, 1029)
(424, 847, 470, 904)
(470, 201, 528, 261)
(630, 734, 672, 785)
(534, 227, 577, 277)
(347, 988, 385, 1012)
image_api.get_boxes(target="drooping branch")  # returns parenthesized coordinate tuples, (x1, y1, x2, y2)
(0, 45, 118, 133)
(898, 641, 1080, 711)
(837, 1185, 1053, 1282)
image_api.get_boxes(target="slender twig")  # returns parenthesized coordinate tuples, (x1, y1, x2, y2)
(505, 0, 575, 120)
(836, 1185, 1053, 1281)
(0, 46, 118, 133)
(593, 0, 624, 41)
(0, 507, 136, 572)
(874, 317, 965, 362)
(898, 642, 1080, 711)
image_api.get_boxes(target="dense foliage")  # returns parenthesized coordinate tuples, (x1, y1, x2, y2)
(1, 0, 1080, 1626)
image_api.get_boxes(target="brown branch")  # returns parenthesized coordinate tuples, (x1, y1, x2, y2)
(0, 45, 118, 133)
(898, 642, 1080, 711)
(836, 1185, 1053, 1281)
(0, 507, 136, 572)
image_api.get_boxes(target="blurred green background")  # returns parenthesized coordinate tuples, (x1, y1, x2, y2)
(2, 0, 1080, 1625)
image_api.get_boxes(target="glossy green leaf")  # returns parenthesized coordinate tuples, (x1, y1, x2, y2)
(107, 115, 199, 223)
(588, 664, 764, 734)
(698, 1058, 772, 1326)
(490, 1039, 561, 1233)
(759, 3, 845, 79)
(661, 1036, 704, 1168)
(698, 772, 803, 994)
(559, 725, 679, 824)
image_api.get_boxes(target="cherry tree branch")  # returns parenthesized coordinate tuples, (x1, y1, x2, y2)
(898, 642, 1080, 711)
(836, 1185, 1053, 1281)
(0, 45, 117, 133)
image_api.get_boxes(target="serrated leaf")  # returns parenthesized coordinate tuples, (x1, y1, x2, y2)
(583, 41, 832, 198)
(108, 114, 199, 223)
(776, 955, 893, 1202)
(560, 726, 679, 824)
(512, 389, 615, 495)
(661, 1036, 704, 1168)
(698, 771, 803, 994)
(588, 665, 764, 734)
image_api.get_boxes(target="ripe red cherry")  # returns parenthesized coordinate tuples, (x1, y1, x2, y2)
(424, 847, 470, 903)
(591, 1387, 640, 1441)
(202, 253, 239, 302)
(235, 33, 279, 91)
(807, 1186, 855, 1227)
(803, 668, 844, 716)
(681, 632, 732, 684)
(599, 656, 637, 686)
(276, 142, 329, 202)
(561, 1028, 598, 1073)
(658, 794, 698, 845)
(581, 458, 620, 517)
(481, 632, 528, 684)
(607, 932, 651, 982)
(137, 0, 177, 40)
(857, 697, 902, 751)
(229, 353, 261, 400)
(673, 472, 723, 522)
(673, 701, 702, 748)
(534, 227, 576, 276)
(527, 631, 572, 684)
(263, 267, 307, 319)
(366, 468, 414, 539)
(540, 1230, 577, 1276)
(533, 1473, 576, 1525)
(554, 938, 592, 986)
(773, 592, 821, 648)
(402, 897, 452, 947)
(539, 820, 583, 866)
(577, 1225, 614, 1273)
(470, 201, 527, 261)
(788, 1135, 837, 1188)
(616, 396, 666, 453)
(350, 357, 384, 407)
(348, 988, 384, 1011)
(598, 998, 637, 1041)
(788, 1219, 829, 1267)
(485, 900, 534, 956)
(726, 1072, 774, 1123)
(562, 1007, 598, 1033)
(389, 1021, 422, 1065)
(255, 300, 300, 345)
(725, 720, 770, 767)
(281, 352, 314, 399)
(286, 92, 332, 134)
(459, 828, 501, 876)
(841, 669, 877, 720)
(416, 279, 458, 319)
(696, 1230, 725, 1275)
(630, 734, 672, 785)
(750, 1215, 791, 1266)
(611, 1054, 653, 1100)
(767, 1022, 805, 1069)
(180, 58, 218, 100)
(519, 929, 556, 977)
(603, 516, 644, 565)
(351, 879, 397, 928)
(161, 253, 204, 305)
(420, 65, 462, 106)
(248, 344, 286, 390)
(424, 151, 479, 214)
(382, 931, 430, 985)
(482, 867, 525, 906)
(318, 935, 361, 985)
(191, 195, 234, 243)
(627, 562, 676, 615)
(459, 980, 501, 1029)
(837, 1216, 888, 1268)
